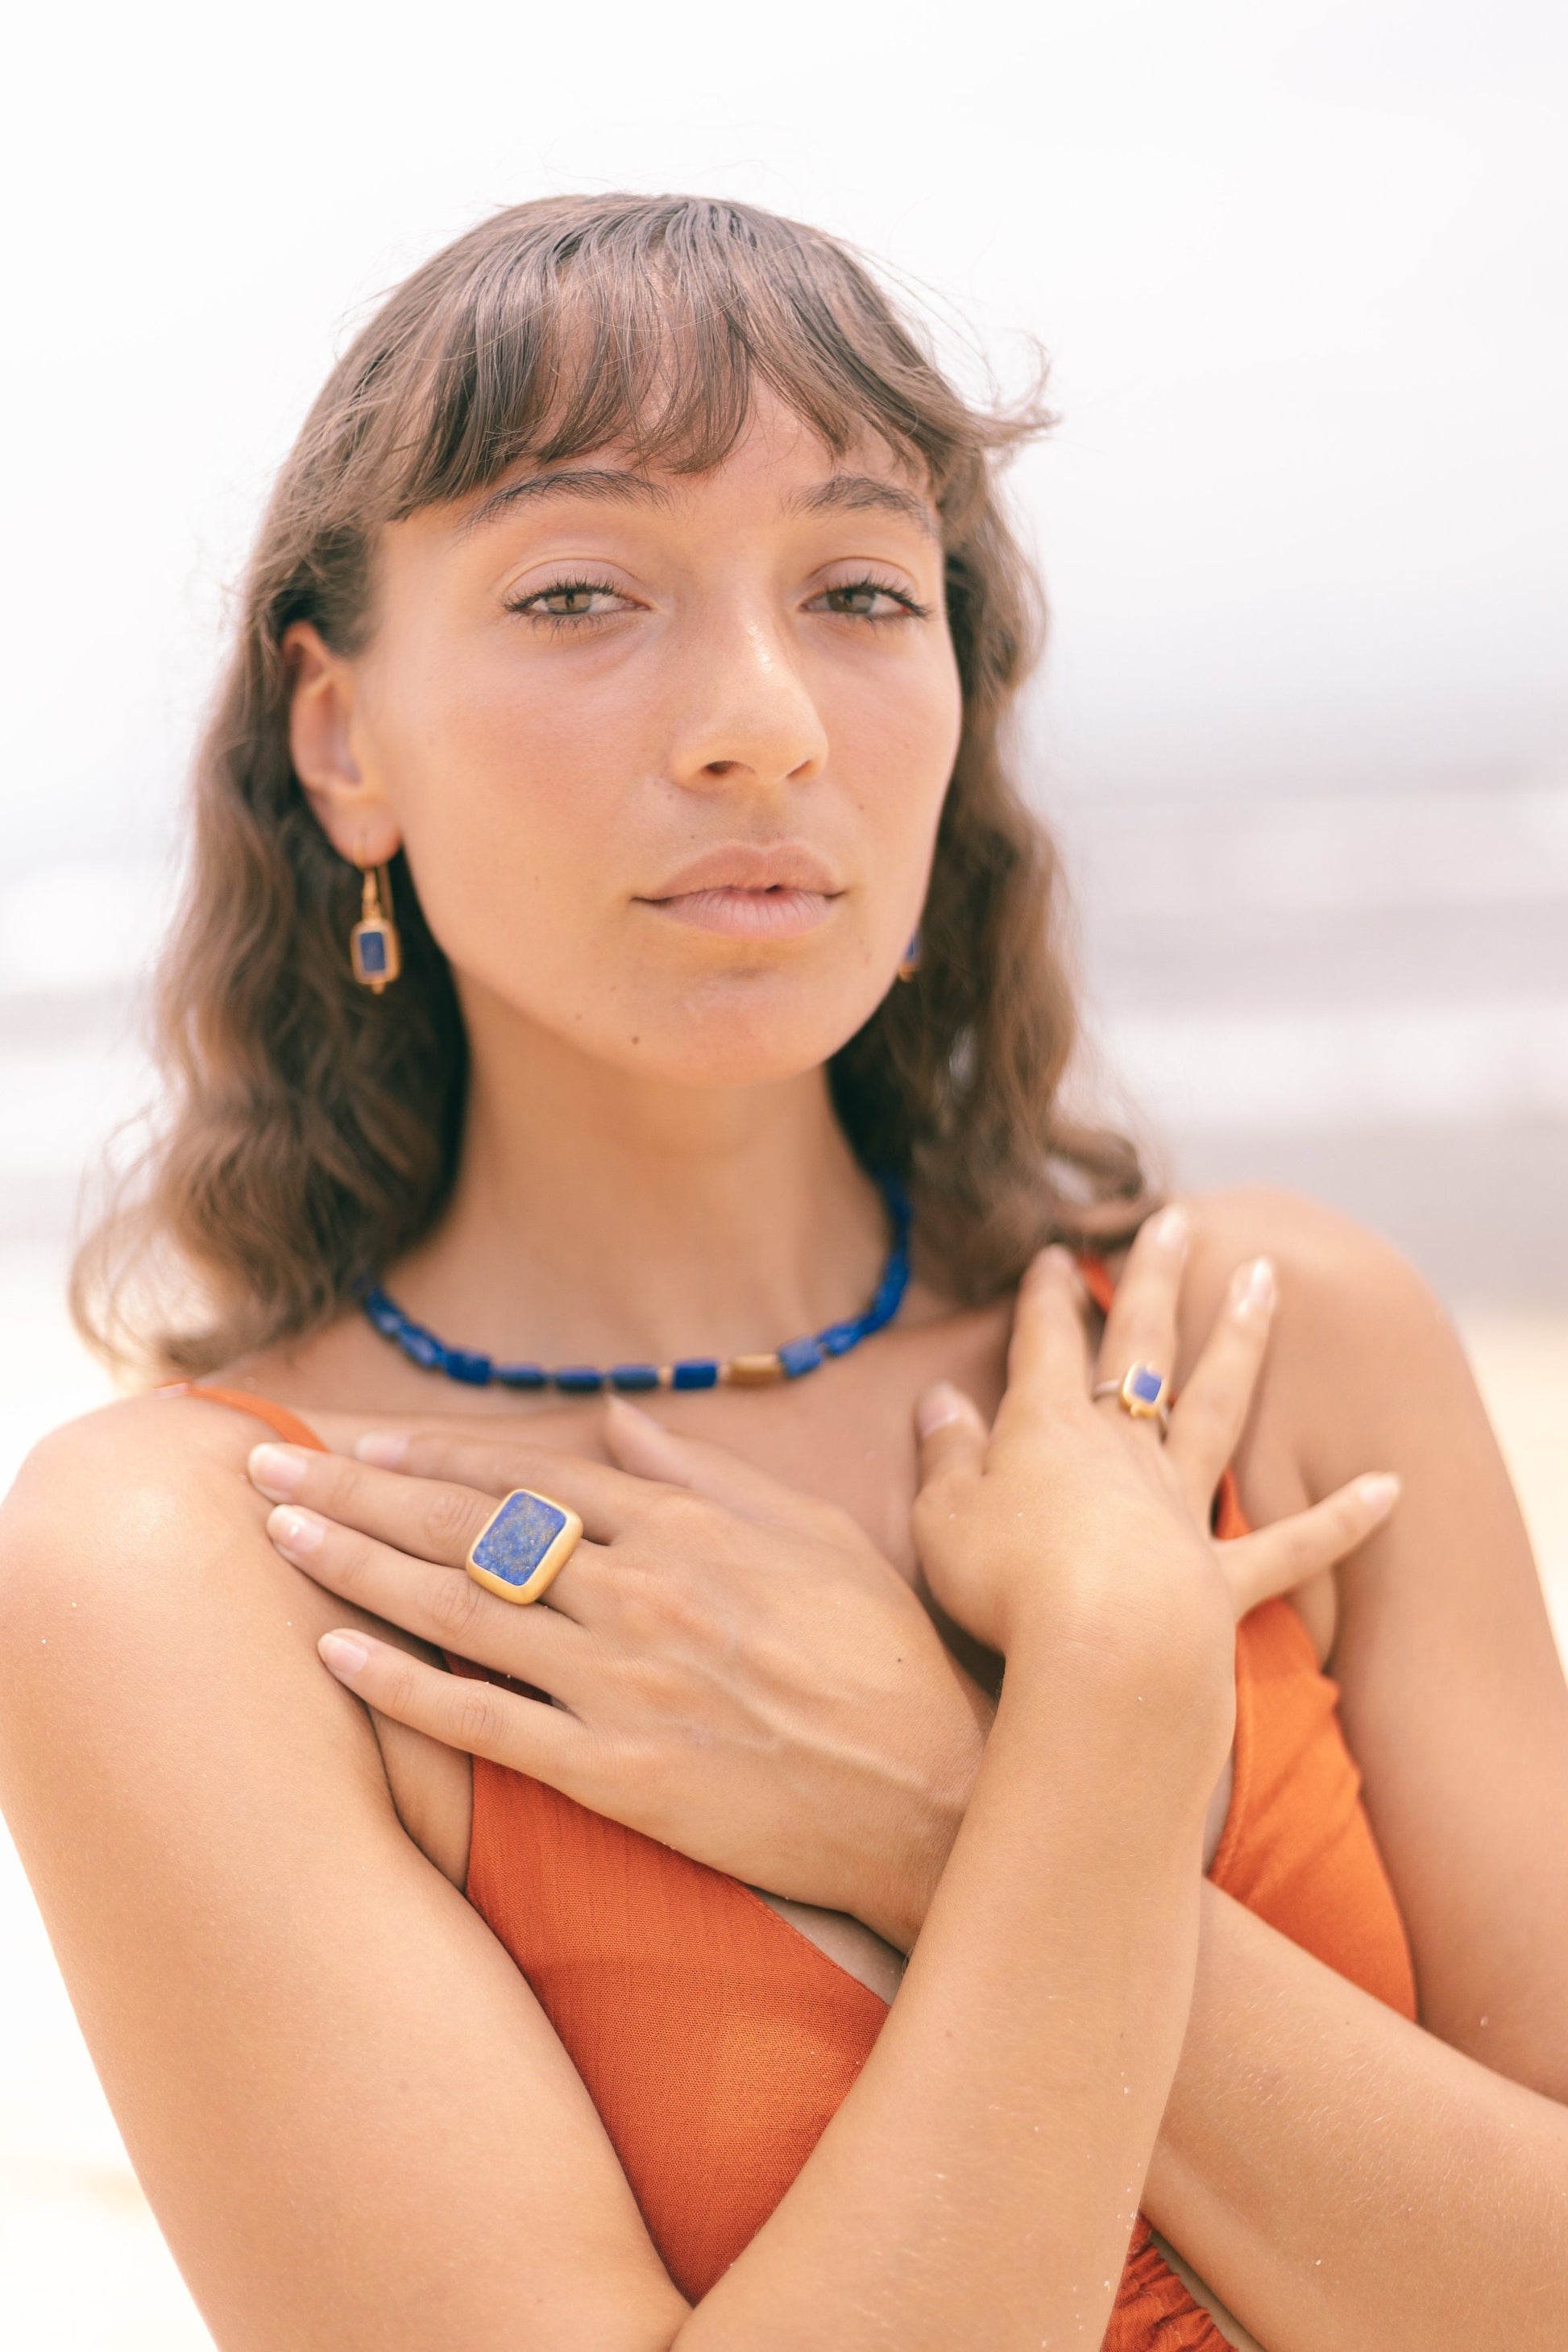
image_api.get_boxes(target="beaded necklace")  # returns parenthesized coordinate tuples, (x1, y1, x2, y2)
(359, 1174, 911, 1395)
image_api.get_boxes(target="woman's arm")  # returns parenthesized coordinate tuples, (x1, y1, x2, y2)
(1126, 1191, 1568, 2350)
(691, 1234, 1236, 2346)
(0, 1245, 1232, 2352)
(1143, 1885, 1568, 2352)
(0, 1396, 685, 2352)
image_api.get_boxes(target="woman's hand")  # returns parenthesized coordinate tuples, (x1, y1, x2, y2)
(250, 1405, 991, 1951)
(251, 1210, 1397, 1947)
(913, 1214, 1400, 1650)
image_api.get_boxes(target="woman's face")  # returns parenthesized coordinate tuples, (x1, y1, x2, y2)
(290, 394, 962, 1090)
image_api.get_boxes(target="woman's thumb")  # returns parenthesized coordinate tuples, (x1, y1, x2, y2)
(915, 1383, 988, 1490)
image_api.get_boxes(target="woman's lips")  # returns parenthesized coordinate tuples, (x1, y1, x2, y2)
(641, 885, 837, 939)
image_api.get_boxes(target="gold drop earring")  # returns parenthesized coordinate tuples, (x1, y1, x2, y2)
(350, 864, 402, 993)
(896, 927, 922, 983)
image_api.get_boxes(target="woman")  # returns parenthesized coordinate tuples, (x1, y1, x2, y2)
(2, 195, 1565, 2350)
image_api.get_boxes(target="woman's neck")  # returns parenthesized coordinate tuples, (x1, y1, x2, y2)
(388, 1001, 894, 1371)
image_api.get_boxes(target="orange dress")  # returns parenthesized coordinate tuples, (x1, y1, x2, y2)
(189, 1340, 1416, 2347)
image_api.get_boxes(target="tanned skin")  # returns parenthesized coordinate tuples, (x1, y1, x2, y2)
(2, 400, 1565, 2349)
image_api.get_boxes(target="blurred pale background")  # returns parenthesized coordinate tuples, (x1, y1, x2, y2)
(2, 0, 1565, 2339)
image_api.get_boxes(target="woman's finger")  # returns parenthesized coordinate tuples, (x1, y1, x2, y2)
(1093, 1205, 1188, 1436)
(319, 1633, 595, 1782)
(266, 1502, 591, 1681)
(251, 1438, 642, 1556)
(989, 1247, 1091, 1446)
(914, 1383, 989, 1493)
(355, 1427, 521, 1495)
(1165, 1257, 1276, 1518)
(251, 1444, 496, 1561)
(1217, 1472, 1400, 1619)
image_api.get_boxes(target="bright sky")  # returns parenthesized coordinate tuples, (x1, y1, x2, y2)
(2, 0, 1564, 868)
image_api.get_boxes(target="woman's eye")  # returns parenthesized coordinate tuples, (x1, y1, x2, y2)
(810, 581, 920, 620)
(510, 582, 628, 620)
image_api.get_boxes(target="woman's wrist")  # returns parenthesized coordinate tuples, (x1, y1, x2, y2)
(877, 1544, 1235, 1948)
(992, 1605, 1233, 1848)
(873, 1682, 993, 1952)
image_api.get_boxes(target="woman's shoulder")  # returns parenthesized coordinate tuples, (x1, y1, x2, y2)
(5, 1381, 248, 1538)
(1180, 1182, 1434, 1313)
(0, 1387, 340, 1711)
(1175, 1182, 1469, 1520)
(1179, 1184, 1447, 1390)
(4, 1382, 272, 1552)
(0, 1384, 471, 1889)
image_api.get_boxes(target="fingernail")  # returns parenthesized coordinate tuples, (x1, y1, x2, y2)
(354, 1432, 407, 1469)
(1155, 1205, 1190, 1252)
(318, 1631, 370, 1682)
(248, 1442, 309, 1499)
(1233, 1257, 1276, 1316)
(605, 1396, 657, 1426)
(916, 1382, 966, 1439)
(268, 1504, 326, 1558)
(1358, 1472, 1400, 1512)
(1034, 1244, 1082, 1288)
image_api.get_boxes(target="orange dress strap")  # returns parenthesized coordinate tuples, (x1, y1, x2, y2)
(170, 1382, 330, 1454)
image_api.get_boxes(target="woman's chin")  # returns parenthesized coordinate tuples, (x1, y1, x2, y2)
(597, 995, 880, 1093)
(463, 958, 895, 1091)
(605, 1027, 850, 1093)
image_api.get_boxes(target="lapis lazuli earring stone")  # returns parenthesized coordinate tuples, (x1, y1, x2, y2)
(351, 915, 400, 992)
(467, 1488, 583, 1603)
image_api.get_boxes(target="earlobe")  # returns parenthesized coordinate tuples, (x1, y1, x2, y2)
(281, 620, 401, 867)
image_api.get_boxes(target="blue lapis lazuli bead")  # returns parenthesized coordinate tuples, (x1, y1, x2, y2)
(672, 1361, 720, 1391)
(495, 1364, 548, 1391)
(446, 1349, 492, 1385)
(610, 1365, 661, 1392)
(471, 1491, 570, 1591)
(400, 1326, 444, 1370)
(778, 1335, 825, 1379)
(1128, 1365, 1165, 1404)
(816, 1318, 863, 1356)
(553, 1367, 604, 1394)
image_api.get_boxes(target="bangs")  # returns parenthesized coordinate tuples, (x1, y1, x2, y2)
(333, 196, 1038, 533)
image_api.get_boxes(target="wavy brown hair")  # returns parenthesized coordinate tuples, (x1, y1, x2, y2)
(73, 193, 1151, 1378)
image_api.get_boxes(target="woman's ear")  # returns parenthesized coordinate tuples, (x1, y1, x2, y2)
(281, 620, 402, 867)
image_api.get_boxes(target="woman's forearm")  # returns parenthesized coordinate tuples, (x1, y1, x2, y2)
(1143, 1885, 1568, 2352)
(678, 1633, 1224, 2352)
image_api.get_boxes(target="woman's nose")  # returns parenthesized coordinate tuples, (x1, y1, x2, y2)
(666, 613, 830, 796)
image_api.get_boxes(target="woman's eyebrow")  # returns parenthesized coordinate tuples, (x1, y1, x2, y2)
(458, 463, 940, 545)
(459, 467, 675, 537)
(789, 475, 941, 543)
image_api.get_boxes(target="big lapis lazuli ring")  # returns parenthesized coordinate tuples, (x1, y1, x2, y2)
(466, 1488, 584, 1604)
(1093, 1363, 1172, 1433)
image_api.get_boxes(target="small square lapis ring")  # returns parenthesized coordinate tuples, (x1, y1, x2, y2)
(1092, 1363, 1172, 1435)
